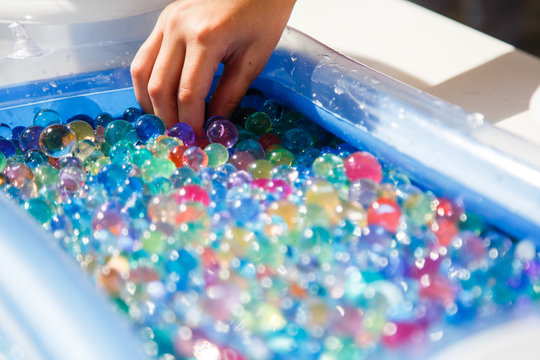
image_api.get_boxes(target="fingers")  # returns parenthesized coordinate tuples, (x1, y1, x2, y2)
(208, 52, 264, 120)
(130, 31, 163, 114)
(178, 43, 220, 136)
(147, 32, 186, 128)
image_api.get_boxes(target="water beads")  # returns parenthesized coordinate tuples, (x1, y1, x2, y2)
(33, 109, 62, 127)
(0, 123, 12, 139)
(204, 143, 229, 167)
(1, 97, 538, 360)
(344, 151, 383, 183)
(245, 111, 272, 136)
(169, 122, 195, 146)
(0, 139, 16, 158)
(206, 118, 238, 148)
(39, 124, 76, 158)
(105, 120, 139, 145)
(20, 125, 44, 152)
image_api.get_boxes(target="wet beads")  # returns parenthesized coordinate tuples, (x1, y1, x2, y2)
(123, 107, 143, 122)
(0, 139, 16, 158)
(39, 124, 76, 158)
(245, 111, 272, 136)
(24, 197, 54, 224)
(1, 95, 537, 360)
(33, 109, 62, 127)
(247, 159, 273, 179)
(67, 120, 95, 142)
(344, 151, 383, 183)
(24, 149, 49, 169)
(235, 139, 264, 160)
(312, 153, 346, 183)
(0, 123, 12, 139)
(142, 157, 176, 183)
(168, 122, 195, 146)
(59, 165, 86, 194)
(95, 113, 114, 128)
(206, 119, 238, 148)
(105, 120, 138, 145)
(282, 128, 314, 154)
(20, 126, 44, 152)
(367, 197, 402, 232)
(182, 147, 208, 172)
(0, 152, 6, 172)
(204, 143, 229, 167)
(4, 162, 33, 187)
(134, 114, 166, 143)
(228, 151, 255, 171)
(267, 147, 295, 166)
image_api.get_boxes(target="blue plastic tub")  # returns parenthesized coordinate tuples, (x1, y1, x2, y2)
(0, 27, 539, 359)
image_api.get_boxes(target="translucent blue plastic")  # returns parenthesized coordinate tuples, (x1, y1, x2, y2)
(0, 26, 539, 359)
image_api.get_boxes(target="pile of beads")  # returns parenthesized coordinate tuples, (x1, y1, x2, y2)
(0, 92, 539, 360)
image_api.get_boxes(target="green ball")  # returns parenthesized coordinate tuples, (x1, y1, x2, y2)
(142, 157, 175, 183)
(142, 229, 166, 254)
(0, 151, 6, 172)
(105, 120, 139, 146)
(245, 111, 272, 136)
(24, 197, 54, 224)
(247, 159, 274, 179)
(33, 165, 59, 189)
(403, 193, 435, 227)
(312, 153, 346, 184)
(67, 120, 95, 142)
(130, 148, 153, 168)
(204, 143, 229, 167)
(267, 148, 295, 166)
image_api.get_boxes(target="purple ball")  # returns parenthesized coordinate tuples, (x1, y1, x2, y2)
(168, 122, 195, 146)
(206, 119, 238, 149)
(20, 125, 44, 153)
(205, 115, 227, 130)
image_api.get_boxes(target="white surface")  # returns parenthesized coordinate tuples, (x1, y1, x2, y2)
(0, 0, 172, 23)
(289, 0, 540, 145)
(530, 85, 540, 123)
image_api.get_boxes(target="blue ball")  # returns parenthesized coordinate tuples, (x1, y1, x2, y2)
(0, 139, 16, 158)
(229, 197, 260, 224)
(0, 123, 12, 139)
(34, 109, 62, 127)
(11, 126, 25, 143)
(95, 112, 115, 128)
(166, 249, 198, 290)
(97, 163, 128, 192)
(282, 128, 314, 154)
(134, 114, 166, 143)
(123, 107, 143, 123)
(24, 149, 48, 169)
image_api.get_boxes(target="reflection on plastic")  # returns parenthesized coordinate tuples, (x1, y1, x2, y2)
(8, 22, 42, 59)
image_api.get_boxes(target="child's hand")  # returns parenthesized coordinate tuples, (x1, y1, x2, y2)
(130, 0, 296, 135)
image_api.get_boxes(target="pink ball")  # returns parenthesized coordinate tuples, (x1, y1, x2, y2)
(344, 151, 382, 183)
(174, 184, 210, 207)
(228, 151, 255, 171)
